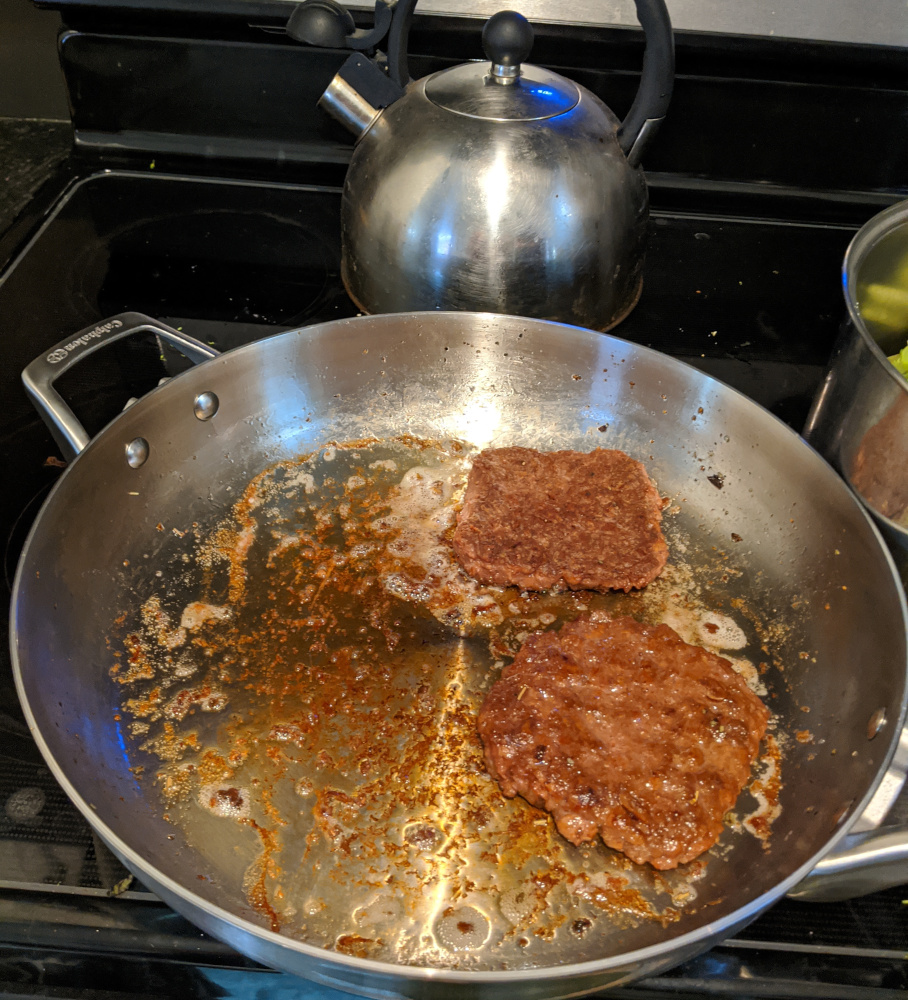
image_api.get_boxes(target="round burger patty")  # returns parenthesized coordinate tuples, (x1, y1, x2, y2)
(452, 447, 668, 592)
(478, 615, 770, 869)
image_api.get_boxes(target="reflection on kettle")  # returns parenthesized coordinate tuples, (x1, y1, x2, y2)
(289, 0, 674, 331)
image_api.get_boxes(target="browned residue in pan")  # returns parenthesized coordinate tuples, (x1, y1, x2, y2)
(742, 733, 783, 843)
(110, 437, 782, 969)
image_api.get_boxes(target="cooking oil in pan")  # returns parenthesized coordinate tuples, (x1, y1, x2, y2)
(109, 438, 782, 969)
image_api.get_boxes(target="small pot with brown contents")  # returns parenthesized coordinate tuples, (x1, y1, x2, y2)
(804, 197, 908, 569)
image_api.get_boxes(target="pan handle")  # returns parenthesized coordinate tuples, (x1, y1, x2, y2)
(789, 725, 908, 901)
(788, 824, 908, 902)
(22, 312, 219, 461)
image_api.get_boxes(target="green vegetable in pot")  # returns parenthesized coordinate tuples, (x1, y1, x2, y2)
(861, 282, 908, 334)
(889, 343, 908, 376)
(856, 240, 908, 370)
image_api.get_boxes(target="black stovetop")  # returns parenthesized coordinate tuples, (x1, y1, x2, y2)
(1, 161, 907, 998)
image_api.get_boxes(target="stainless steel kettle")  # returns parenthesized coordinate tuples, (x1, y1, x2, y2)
(289, 0, 674, 330)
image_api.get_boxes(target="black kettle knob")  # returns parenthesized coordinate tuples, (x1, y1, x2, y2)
(287, 0, 355, 48)
(482, 10, 534, 68)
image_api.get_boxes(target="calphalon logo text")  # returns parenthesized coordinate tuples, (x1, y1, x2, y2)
(46, 319, 123, 364)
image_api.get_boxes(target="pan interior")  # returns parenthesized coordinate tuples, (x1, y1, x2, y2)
(12, 313, 907, 978)
(106, 435, 788, 968)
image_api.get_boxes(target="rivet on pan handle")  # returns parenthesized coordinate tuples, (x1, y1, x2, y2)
(21, 312, 220, 461)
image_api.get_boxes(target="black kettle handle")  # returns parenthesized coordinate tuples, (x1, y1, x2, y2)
(618, 0, 675, 166)
(385, 0, 418, 86)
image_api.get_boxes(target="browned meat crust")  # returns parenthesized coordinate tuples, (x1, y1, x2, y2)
(452, 447, 668, 592)
(477, 615, 769, 869)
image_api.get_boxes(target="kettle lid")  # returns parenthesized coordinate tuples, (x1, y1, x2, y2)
(424, 10, 579, 123)
(425, 63, 578, 122)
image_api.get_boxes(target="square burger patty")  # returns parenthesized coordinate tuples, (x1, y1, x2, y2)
(477, 615, 770, 870)
(452, 447, 668, 592)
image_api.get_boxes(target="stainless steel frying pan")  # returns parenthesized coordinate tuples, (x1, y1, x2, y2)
(11, 311, 908, 998)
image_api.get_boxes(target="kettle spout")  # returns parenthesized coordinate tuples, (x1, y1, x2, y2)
(319, 53, 405, 139)
(319, 73, 380, 138)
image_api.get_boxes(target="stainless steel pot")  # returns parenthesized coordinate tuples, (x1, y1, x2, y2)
(11, 310, 908, 997)
(804, 198, 908, 568)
